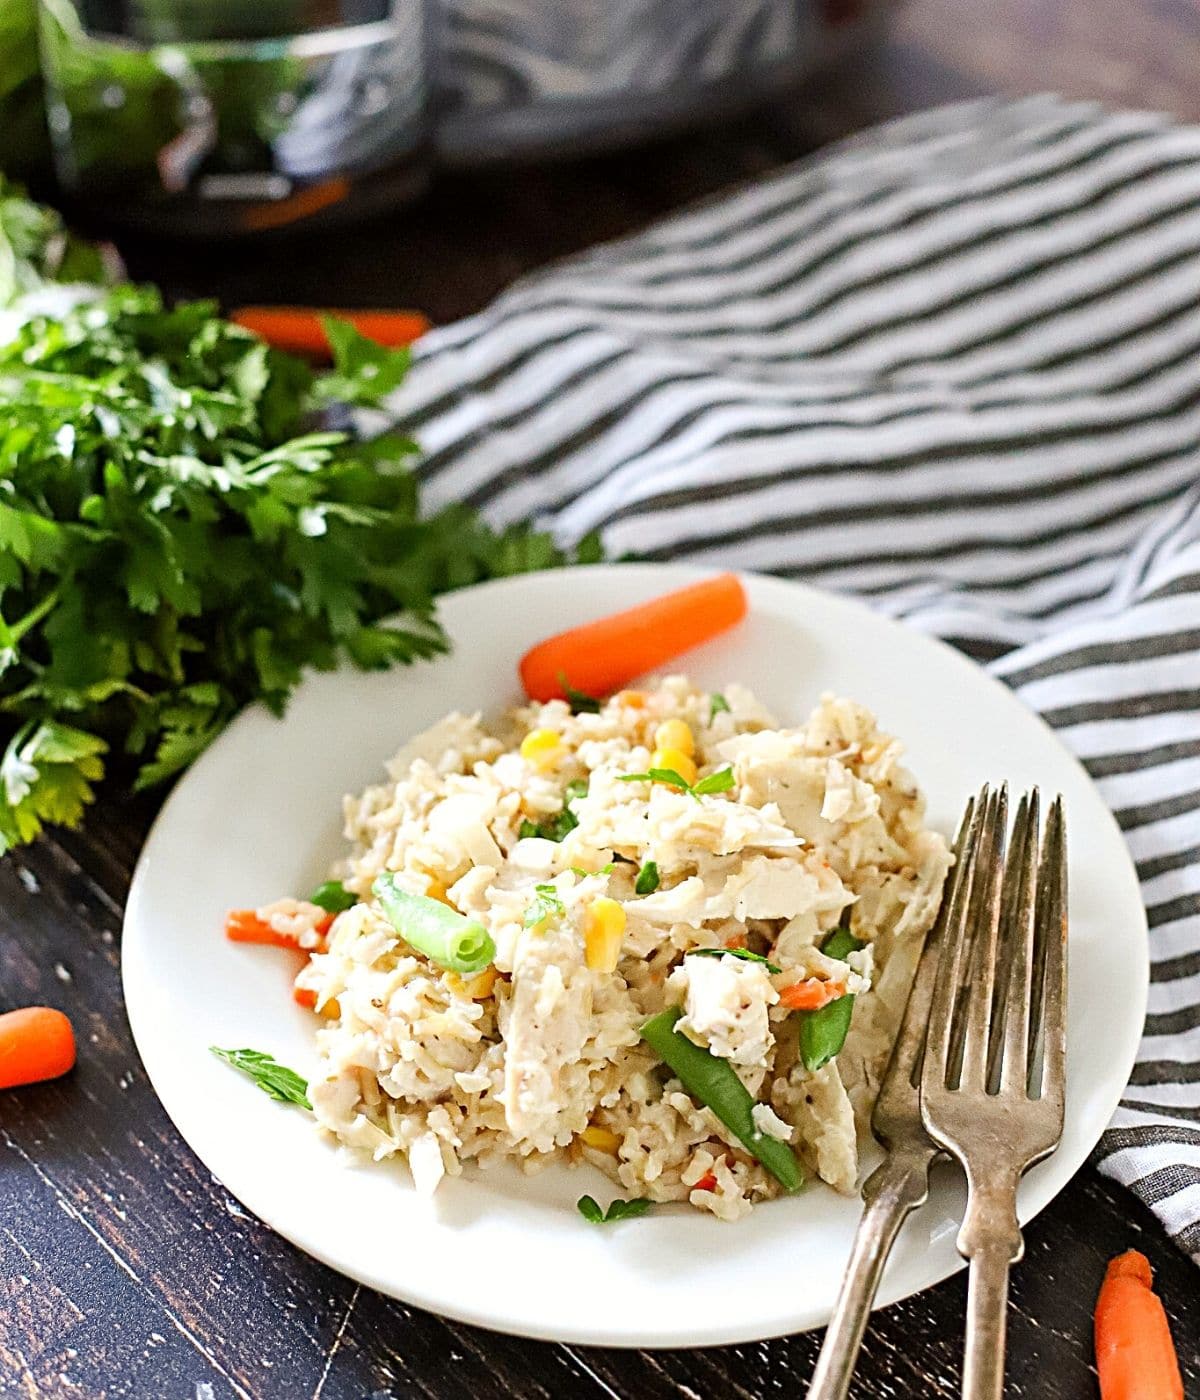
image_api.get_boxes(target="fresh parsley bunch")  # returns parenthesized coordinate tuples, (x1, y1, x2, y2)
(0, 275, 598, 854)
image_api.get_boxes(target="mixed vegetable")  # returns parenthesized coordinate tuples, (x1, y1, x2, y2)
(212, 579, 881, 1219)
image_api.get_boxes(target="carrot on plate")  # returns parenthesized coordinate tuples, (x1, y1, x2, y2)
(229, 306, 431, 359)
(518, 573, 748, 704)
(1094, 1249, 1183, 1400)
(0, 1007, 76, 1089)
(778, 978, 844, 1012)
(224, 909, 298, 949)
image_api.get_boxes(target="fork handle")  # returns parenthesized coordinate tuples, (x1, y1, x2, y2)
(963, 1244, 1015, 1400)
(807, 1148, 935, 1400)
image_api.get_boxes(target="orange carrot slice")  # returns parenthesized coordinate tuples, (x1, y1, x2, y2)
(230, 307, 431, 359)
(519, 574, 748, 704)
(224, 909, 298, 949)
(293, 986, 318, 1009)
(1095, 1250, 1183, 1400)
(0, 1007, 76, 1089)
(779, 978, 845, 1012)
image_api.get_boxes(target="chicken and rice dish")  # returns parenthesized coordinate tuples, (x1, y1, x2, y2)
(264, 678, 949, 1220)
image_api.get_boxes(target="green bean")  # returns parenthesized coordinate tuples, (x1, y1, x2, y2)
(798, 926, 863, 1072)
(372, 875, 495, 974)
(640, 1007, 803, 1192)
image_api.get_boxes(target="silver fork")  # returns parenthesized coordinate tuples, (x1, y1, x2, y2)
(806, 797, 977, 1400)
(921, 784, 1068, 1400)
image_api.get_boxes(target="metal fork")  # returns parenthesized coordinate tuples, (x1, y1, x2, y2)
(806, 797, 977, 1400)
(921, 784, 1068, 1400)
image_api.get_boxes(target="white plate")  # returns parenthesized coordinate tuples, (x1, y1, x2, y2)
(122, 564, 1147, 1348)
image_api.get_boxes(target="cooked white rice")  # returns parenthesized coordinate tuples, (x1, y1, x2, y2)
(295, 677, 950, 1220)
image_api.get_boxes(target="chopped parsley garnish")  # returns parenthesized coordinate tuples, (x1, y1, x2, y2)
(617, 766, 735, 800)
(570, 863, 615, 877)
(576, 1194, 653, 1224)
(558, 673, 602, 714)
(211, 1047, 311, 1109)
(523, 883, 566, 929)
(634, 860, 660, 895)
(309, 880, 356, 913)
(686, 947, 782, 975)
(516, 779, 588, 842)
(709, 693, 731, 722)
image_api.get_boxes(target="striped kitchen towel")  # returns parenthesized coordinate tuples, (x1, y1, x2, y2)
(388, 93, 1200, 1259)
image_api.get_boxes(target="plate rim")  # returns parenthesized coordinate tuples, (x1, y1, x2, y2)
(122, 562, 1149, 1348)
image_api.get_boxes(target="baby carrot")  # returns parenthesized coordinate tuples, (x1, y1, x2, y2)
(1094, 1250, 1183, 1400)
(519, 574, 748, 704)
(230, 307, 431, 359)
(0, 1007, 76, 1089)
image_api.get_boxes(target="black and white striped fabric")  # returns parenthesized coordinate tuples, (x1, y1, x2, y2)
(388, 94, 1200, 1260)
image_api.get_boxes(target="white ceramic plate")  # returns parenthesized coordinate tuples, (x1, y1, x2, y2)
(123, 564, 1147, 1348)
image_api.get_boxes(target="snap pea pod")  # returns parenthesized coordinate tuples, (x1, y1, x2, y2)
(640, 1007, 803, 1192)
(372, 875, 495, 974)
(798, 926, 864, 1072)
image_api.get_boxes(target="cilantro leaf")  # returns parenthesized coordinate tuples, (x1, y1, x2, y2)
(211, 1046, 312, 1109)
(523, 882, 565, 929)
(686, 947, 782, 975)
(517, 780, 587, 842)
(709, 693, 731, 722)
(576, 1194, 653, 1223)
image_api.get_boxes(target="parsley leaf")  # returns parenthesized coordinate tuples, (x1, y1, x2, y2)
(617, 766, 736, 801)
(557, 672, 602, 714)
(569, 863, 614, 878)
(523, 882, 566, 929)
(211, 1046, 312, 1109)
(709, 693, 731, 721)
(0, 188, 601, 855)
(693, 768, 736, 796)
(576, 1194, 653, 1224)
(686, 947, 782, 975)
(634, 860, 660, 895)
(517, 780, 588, 842)
(309, 880, 356, 913)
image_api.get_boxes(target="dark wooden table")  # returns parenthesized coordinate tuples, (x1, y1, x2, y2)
(5, 4, 1200, 1396)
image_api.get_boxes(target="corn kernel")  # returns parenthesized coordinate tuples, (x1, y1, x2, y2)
(581, 1125, 621, 1154)
(520, 728, 562, 770)
(446, 968, 497, 999)
(584, 897, 626, 973)
(654, 718, 694, 756)
(320, 997, 341, 1020)
(651, 747, 697, 786)
(616, 690, 646, 709)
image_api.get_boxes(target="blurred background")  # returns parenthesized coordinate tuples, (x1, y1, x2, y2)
(3, 0, 1199, 315)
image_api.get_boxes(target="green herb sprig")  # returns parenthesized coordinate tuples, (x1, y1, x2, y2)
(576, 1195, 653, 1224)
(617, 767, 735, 800)
(211, 1046, 311, 1109)
(0, 195, 600, 855)
(686, 947, 781, 974)
(523, 882, 566, 929)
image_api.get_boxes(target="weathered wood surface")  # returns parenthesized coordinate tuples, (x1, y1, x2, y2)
(6, 5, 1200, 1395)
